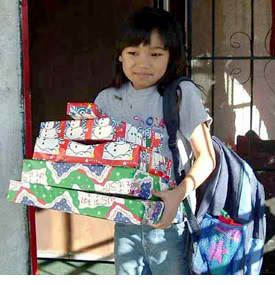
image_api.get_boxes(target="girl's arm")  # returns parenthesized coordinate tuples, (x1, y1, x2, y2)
(151, 122, 216, 229)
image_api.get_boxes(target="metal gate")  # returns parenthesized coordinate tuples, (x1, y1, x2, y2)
(184, 1, 275, 273)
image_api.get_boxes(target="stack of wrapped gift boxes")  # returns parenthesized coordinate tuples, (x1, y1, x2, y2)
(7, 103, 178, 225)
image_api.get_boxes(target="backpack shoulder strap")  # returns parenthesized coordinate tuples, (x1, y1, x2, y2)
(163, 77, 200, 236)
(163, 76, 194, 147)
(162, 76, 195, 184)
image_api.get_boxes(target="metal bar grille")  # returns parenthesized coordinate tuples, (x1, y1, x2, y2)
(185, 0, 275, 171)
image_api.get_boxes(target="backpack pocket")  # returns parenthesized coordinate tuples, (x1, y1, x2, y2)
(245, 237, 265, 274)
(191, 214, 246, 275)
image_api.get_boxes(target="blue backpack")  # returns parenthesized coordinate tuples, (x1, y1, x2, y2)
(163, 77, 266, 275)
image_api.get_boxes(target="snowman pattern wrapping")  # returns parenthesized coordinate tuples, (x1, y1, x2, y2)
(39, 116, 163, 149)
(91, 118, 114, 140)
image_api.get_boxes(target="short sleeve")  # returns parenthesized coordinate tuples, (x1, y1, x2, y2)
(94, 89, 109, 114)
(179, 81, 212, 140)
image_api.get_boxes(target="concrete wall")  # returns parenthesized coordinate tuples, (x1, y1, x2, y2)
(0, 0, 30, 274)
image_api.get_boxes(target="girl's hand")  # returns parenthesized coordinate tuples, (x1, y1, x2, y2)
(150, 187, 186, 229)
(149, 123, 216, 230)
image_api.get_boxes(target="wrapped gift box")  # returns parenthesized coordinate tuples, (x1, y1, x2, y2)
(66, 102, 103, 119)
(39, 117, 163, 149)
(112, 120, 163, 149)
(140, 148, 172, 179)
(39, 118, 115, 142)
(7, 180, 164, 225)
(32, 138, 141, 168)
(32, 138, 172, 179)
(21, 159, 175, 200)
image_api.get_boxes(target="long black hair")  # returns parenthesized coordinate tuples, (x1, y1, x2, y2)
(105, 7, 187, 95)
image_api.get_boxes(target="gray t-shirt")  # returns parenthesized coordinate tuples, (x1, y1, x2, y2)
(94, 81, 211, 213)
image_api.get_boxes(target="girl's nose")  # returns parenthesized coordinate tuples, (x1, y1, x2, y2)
(136, 54, 151, 68)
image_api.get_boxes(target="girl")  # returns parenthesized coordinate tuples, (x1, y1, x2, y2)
(94, 7, 215, 275)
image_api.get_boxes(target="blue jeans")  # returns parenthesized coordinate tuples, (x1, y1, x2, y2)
(114, 222, 190, 275)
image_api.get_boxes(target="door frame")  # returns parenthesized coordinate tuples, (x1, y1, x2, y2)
(21, 0, 38, 275)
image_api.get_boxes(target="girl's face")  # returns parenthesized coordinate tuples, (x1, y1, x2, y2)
(119, 30, 170, 90)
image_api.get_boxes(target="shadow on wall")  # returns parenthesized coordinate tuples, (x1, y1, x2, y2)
(191, 1, 275, 146)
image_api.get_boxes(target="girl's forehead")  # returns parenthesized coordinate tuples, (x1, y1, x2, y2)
(150, 30, 165, 47)
(126, 30, 166, 48)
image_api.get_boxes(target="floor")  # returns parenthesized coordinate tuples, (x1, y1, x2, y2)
(37, 255, 275, 275)
(38, 258, 115, 275)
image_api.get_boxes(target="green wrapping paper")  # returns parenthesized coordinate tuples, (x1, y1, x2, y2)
(21, 159, 175, 200)
(7, 180, 164, 225)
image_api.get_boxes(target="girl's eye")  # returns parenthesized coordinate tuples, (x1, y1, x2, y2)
(127, 51, 137, 56)
(151, 53, 163, 57)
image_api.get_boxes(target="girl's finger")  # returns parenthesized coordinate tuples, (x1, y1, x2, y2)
(151, 191, 165, 199)
(152, 223, 165, 229)
(152, 217, 172, 229)
(156, 223, 171, 229)
(151, 219, 166, 229)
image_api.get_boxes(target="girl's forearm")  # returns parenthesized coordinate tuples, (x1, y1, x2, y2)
(177, 154, 216, 200)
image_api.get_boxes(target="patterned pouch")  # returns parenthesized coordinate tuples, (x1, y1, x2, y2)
(191, 214, 246, 275)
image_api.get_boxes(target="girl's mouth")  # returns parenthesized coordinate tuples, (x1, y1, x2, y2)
(134, 72, 153, 78)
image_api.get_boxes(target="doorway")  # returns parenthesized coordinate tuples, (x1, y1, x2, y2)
(28, 0, 156, 261)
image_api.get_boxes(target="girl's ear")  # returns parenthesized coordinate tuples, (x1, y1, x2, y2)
(119, 55, 123, 62)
